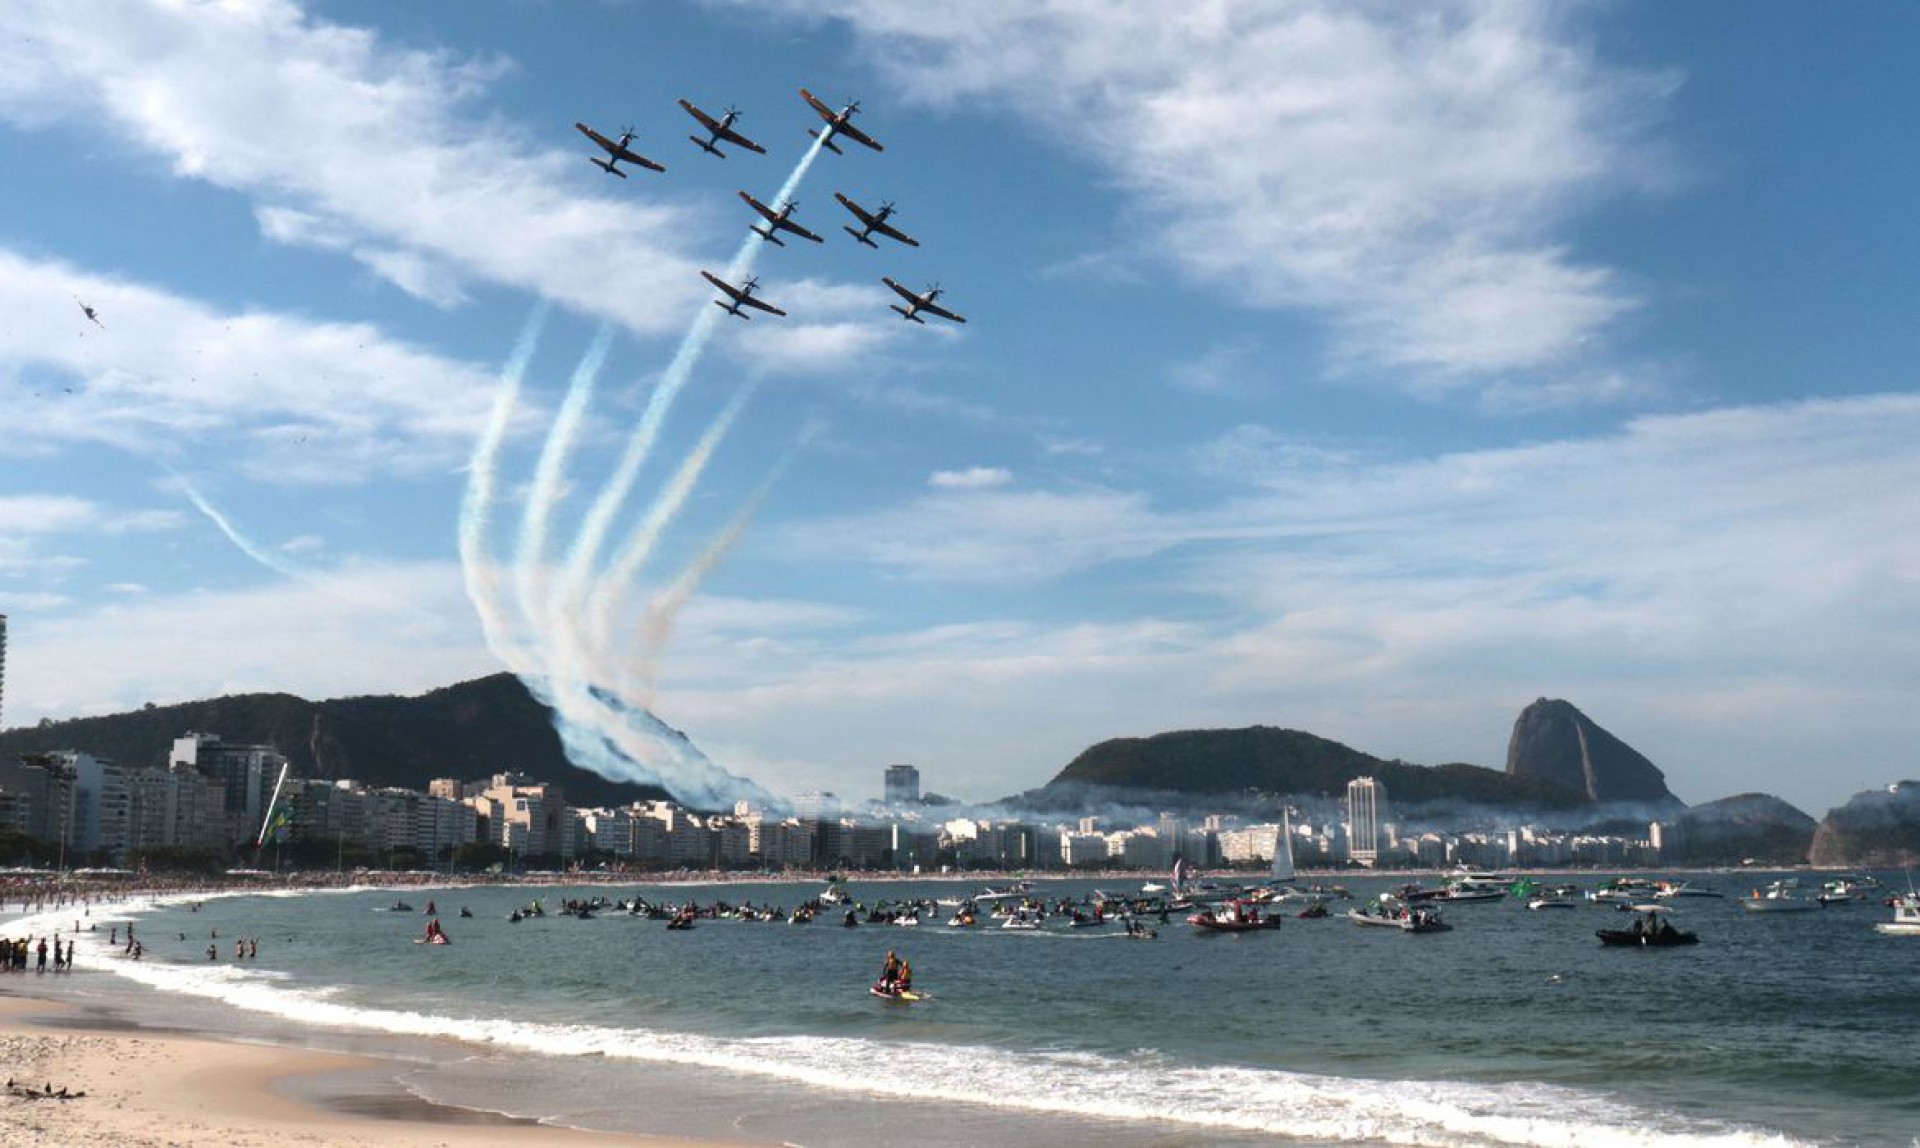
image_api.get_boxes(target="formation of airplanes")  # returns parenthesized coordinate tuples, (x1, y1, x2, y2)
(578, 89, 964, 326)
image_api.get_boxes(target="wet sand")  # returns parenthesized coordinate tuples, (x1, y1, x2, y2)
(0, 993, 735, 1147)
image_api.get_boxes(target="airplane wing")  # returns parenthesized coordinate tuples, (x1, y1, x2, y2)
(834, 192, 876, 226)
(739, 294, 786, 317)
(882, 277, 920, 305)
(575, 122, 618, 154)
(701, 270, 743, 301)
(798, 88, 836, 121)
(777, 217, 825, 244)
(679, 99, 719, 132)
(737, 191, 779, 224)
(835, 121, 883, 152)
(870, 218, 919, 247)
(920, 298, 966, 324)
(614, 145, 665, 172)
(717, 123, 766, 154)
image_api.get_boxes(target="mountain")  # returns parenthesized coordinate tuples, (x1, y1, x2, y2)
(1665, 792, 1815, 866)
(1016, 724, 1584, 812)
(0, 674, 671, 808)
(1808, 781, 1920, 868)
(1505, 698, 1680, 805)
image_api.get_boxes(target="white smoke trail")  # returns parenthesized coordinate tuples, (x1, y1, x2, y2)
(556, 134, 828, 623)
(512, 323, 614, 640)
(458, 304, 549, 672)
(585, 381, 759, 666)
(621, 429, 811, 706)
(479, 135, 829, 808)
(167, 466, 314, 585)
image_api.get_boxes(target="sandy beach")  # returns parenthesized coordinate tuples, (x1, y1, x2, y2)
(0, 994, 724, 1147)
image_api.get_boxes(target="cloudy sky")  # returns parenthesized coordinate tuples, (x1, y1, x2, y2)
(3, 1, 1917, 815)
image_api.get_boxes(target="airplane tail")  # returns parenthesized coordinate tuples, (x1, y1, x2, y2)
(712, 300, 751, 321)
(591, 157, 627, 178)
(808, 128, 843, 155)
(890, 305, 924, 323)
(751, 226, 784, 246)
(844, 226, 877, 248)
(691, 135, 724, 158)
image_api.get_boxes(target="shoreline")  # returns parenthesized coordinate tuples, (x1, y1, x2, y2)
(0, 993, 738, 1147)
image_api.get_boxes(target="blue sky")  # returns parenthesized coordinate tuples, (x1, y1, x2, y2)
(3, 2, 1918, 815)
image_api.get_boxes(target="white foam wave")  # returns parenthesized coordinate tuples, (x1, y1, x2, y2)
(56, 931, 1804, 1148)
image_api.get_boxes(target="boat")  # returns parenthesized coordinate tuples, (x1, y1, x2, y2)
(1653, 880, 1723, 899)
(1188, 899, 1279, 932)
(1527, 896, 1579, 910)
(1816, 876, 1880, 905)
(1589, 877, 1661, 904)
(1597, 909, 1697, 946)
(1740, 880, 1819, 913)
(870, 982, 923, 1002)
(411, 934, 451, 945)
(1873, 893, 1920, 936)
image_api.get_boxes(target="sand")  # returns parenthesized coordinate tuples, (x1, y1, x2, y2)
(0, 994, 727, 1147)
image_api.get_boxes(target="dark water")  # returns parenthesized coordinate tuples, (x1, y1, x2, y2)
(12, 874, 1919, 1146)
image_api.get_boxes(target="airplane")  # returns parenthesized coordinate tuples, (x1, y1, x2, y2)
(834, 193, 919, 248)
(75, 298, 103, 328)
(799, 88, 883, 155)
(701, 271, 786, 320)
(678, 99, 766, 158)
(574, 122, 666, 177)
(738, 191, 824, 246)
(882, 277, 966, 325)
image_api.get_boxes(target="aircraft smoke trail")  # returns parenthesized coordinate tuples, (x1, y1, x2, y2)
(556, 134, 828, 623)
(458, 304, 549, 671)
(585, 380, 759, 656)
(512, 323, 614, 635)
(167, 466, 314, 584)
(621, 431, 810, 705)
(473, 134, 829, 809)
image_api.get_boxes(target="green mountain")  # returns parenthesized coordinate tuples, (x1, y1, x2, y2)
(0, 673, 670, 808)
(1016, 724, 1583, 812)
(1809, 782, 1920, 868)
(1665, 792, 1815, 866)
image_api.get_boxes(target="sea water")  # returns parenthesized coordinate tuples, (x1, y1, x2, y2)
(8, 874, 1918, 1146)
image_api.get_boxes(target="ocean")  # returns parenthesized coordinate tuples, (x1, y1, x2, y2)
(7, 873, 1917, 1146)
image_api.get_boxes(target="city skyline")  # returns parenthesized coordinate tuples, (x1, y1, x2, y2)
(4, 4, 1920, 815)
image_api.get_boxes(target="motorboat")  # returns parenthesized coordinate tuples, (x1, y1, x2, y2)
(1741, 880, 1819, 913)
(1653, 880, 1723, 899)
(1597, 908, 1697, 946)
(1589, 877, 1661, 904)
(1188, 900, 1279, 932)
(1873, 893, 1920, 936)
(1527, 895, 1579, 910)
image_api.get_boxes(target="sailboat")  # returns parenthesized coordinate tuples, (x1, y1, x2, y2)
(1270, 810, 1297, 884)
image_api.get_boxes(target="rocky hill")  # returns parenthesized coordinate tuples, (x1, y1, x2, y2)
(1664, 792, 1815, 866)
(0, 674, 670, 808)
(1809, 782, 1920, 868)
(1016, 724, 1584, 813)
(1506, 698, 1680, 805)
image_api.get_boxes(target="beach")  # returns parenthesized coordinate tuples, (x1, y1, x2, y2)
(0, 995, 719, 1148)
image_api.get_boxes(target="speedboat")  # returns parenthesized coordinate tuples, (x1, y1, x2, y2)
(1741, 880, 1819, 913)
(1874, 893, 1920, 936)
(1598, 909, 1697, 946)
(1188, 900, 1279, 932)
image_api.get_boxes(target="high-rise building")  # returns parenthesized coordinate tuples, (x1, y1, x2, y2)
(883, 764, 920, 804)
(1346, 776, 1387, 867)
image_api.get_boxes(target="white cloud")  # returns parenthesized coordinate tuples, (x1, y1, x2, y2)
(0, 0, 718, 332)
(4, 561, 494, 724)
(789, 0, 1674, 394)
(0, 247, 503, 483)
(927, 466, 1012, 490)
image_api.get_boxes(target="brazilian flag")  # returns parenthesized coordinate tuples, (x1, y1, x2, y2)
(261, 804, 295, 845)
